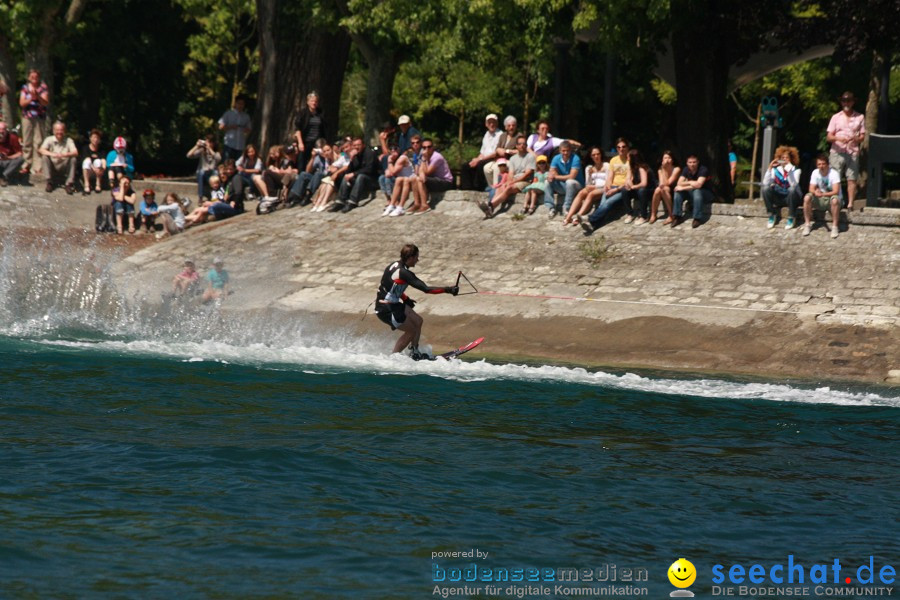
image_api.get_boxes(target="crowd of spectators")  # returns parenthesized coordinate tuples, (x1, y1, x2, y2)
(0, 69, 865, 241)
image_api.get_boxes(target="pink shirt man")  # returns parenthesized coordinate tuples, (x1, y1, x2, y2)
(827, 109, 865, 156)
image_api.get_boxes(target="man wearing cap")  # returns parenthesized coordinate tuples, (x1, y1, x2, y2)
(396, 115, 419, 153)
(202, 257, 230, 304)
(826, 91, 865, 210)
(460, 113, 502, 191)
(478, 135, 535, 218)
(38, 121, 78, 194)
(106, 136, 135, 188)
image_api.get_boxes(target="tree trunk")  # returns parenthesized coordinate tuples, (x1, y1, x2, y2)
(0, 34, 16, 127)
(671, 14, 732, 202)
(355, 38, 399, 147)
(255, 0, 351, 151)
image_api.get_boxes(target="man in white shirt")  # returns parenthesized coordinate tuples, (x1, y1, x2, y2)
(802, 153, 842, 239)
(460, 113, 501, 190)
(825, 91, 865, 211)
(217, 95, 252, 161)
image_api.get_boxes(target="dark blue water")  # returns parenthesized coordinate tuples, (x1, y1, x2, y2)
(1, 335, 898, 598)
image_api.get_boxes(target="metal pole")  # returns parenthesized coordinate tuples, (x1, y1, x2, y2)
(748, 103, 761, 202)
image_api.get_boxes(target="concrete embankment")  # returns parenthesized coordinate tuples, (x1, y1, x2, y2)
(2, 184, 898, 384)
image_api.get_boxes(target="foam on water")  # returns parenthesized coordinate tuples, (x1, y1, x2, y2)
(38, 337, 900, 409)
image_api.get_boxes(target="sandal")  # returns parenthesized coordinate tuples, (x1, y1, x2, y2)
(662, 217, 674, 225)
(648, 217, 657, 224)
(128, 227, 135, 234)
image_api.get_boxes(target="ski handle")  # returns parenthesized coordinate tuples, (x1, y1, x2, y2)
(454, 271, 478, 296)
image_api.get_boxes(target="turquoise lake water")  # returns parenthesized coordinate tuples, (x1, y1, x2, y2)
(0, 237, 898, 598)
(1, 331, 898, 599)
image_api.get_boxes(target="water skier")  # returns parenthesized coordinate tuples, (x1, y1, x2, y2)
(375, 244, 458, 359)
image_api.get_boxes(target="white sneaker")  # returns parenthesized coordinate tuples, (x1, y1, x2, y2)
(382, 205, 394, 216)
(830, 227, 839, 239)
(801, 224, 811, 237)
(390, 206, 405, 217)
(623, 215, 635, 224)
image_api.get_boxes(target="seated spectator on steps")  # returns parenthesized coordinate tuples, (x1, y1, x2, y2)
(563, 146, 607, 226)
(289, 141, 331, 207)
(653, 150, 681, 225)
(39, 121, 78, 194)
(255, 144, 297, 199)
(106, 137, 135, 188)
(172, 259, 199, 296)
(410, 139, 453, 214)
(801, 153, 842, 239)
(202, 257, 229, 304)
(81, 128, 106, 195)
(527, 119, 581, 160)
(156, 193, 186, 238)
(309, 140, 351, 212)
(235, 144, 263, 197)
(622, 149, 656, 225)
(378, 120, 397, 158)
(521, 155, 550, 215)
(762, 145, 801, 230)
(671, 154, 713, 228)
(112, 176, 137, 234)
(379, 144, 400, 204)
(382, 144, 416, 217)
(0, 121, 25, 186)
(545, 141, 583, 217)
(460, 113, 502, 190)
(138, 189, 159, 233)
(478, 135, 535, 219)
(332, 138, 378, 213)
(580, 138, 632, 234)
(493, 115, 521, 161)
(186, 134, 221, 200)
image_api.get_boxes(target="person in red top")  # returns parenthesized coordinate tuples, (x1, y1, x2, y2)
(826, 91, 866, 210)
(0, 121, 24, 186)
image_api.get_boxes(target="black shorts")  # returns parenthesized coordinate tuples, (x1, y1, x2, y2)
(375, 303, 406, 330)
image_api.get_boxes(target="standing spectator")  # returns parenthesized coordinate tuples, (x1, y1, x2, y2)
(623, 149, 656, 225)
(80, 128, 106, 194)
(801, 153, 842, 239)
(761, 145, 801, 229)
(112, 176, 137, 234)
(18, 69, 50, 175)
(332, 138, 378, 213)
(652, 150, 681, 225)
(580, 138, 631, 234)
(106, 137, 135, 188)
(727, 139, 738, 186)
(0, 121, 25, 186)
(479, 135, 535, 218)
(826, 91, 865, 211)
(186, 134, 221, 200)
(671, 154, 713, 228)
(545, 141, 583, 217)
(460, 113, 502, 191)
(138, 189, 159, 233)
(411, 139, 453, 214)
(396, 115, 419, 153)
(218, 94, 251, 161)
(38, 121, 78, 194)
(293, 91, 329, 169)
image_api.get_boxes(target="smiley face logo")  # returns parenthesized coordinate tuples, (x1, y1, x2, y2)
(668, 558, 696, 588)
